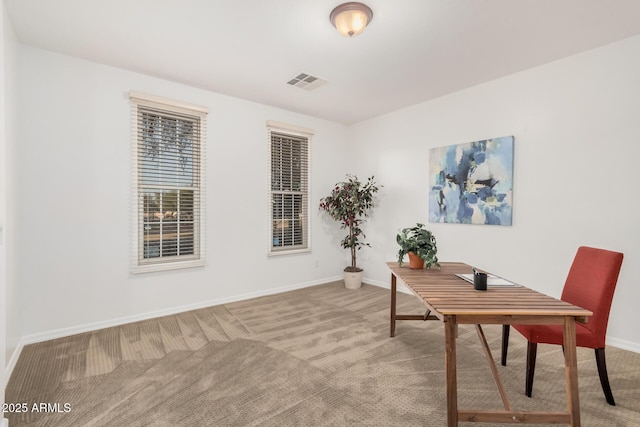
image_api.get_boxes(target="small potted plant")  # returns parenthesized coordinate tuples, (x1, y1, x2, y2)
(396, 223, 440, 269)
(319, 174, 380, 289)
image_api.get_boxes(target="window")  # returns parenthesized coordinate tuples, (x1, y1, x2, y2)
(267, 121, 313, 255)
(130, 92, 207, 272)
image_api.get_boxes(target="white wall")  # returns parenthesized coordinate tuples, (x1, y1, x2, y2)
(354, 35, 640, 351)
(7, 27, 640, 376)
(1, 1, 20, 415)
(14, 46, 351, 342)
(1, 0, 7, 408)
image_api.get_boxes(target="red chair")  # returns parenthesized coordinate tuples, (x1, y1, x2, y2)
(501, 246, 624, 405)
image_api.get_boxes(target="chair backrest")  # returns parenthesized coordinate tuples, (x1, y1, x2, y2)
(561, 246, 624, 347)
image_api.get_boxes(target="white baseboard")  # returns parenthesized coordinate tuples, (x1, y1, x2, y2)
(21, 275, 342, 346)
(606, 336, 640, 353)
(5, 274, 638, 388)
(5, 336, 27, 390)
(4, 276, 341, 387)
(365, 276, 414, 295)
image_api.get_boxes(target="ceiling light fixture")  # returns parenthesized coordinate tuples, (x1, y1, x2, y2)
(330, 2, 373, 38)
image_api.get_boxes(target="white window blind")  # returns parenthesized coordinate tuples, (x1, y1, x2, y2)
(130, 91, 207, 273)
(267, 121, 313, 255)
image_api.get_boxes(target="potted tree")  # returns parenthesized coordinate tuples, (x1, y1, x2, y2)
(319, 175, 380, 289)
(396, 223, 440, 269)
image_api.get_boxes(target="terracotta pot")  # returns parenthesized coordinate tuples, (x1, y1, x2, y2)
(408, 252, 425, 269)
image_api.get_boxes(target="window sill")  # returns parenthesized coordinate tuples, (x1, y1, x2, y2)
(131, 258, 206, 274)
(268, 247, 311, 257)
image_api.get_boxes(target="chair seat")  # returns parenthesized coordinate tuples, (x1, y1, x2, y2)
(514, 322, 604, 349)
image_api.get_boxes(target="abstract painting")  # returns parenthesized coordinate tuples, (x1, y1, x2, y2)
(429, 136, 514, 225)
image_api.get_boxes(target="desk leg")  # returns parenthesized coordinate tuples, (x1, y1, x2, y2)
(564, 317, 581, 427)
(445, 315, 458, 427)
(390, 273, 397, 337)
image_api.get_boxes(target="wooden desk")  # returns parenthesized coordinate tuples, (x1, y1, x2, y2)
(388, 262, 592, 427)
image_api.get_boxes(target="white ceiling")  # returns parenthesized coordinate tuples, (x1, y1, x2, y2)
(6, 0, 640, 124)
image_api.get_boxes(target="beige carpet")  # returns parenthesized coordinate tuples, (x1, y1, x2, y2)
(6, 282, 640, 426)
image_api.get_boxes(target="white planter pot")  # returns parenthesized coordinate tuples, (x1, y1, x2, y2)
(344, 270, 363, 289)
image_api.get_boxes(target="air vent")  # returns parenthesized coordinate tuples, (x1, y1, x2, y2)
(286, 73, 327, 91)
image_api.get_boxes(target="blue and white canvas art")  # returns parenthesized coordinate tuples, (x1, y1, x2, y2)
(429, 136, 514, 226)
